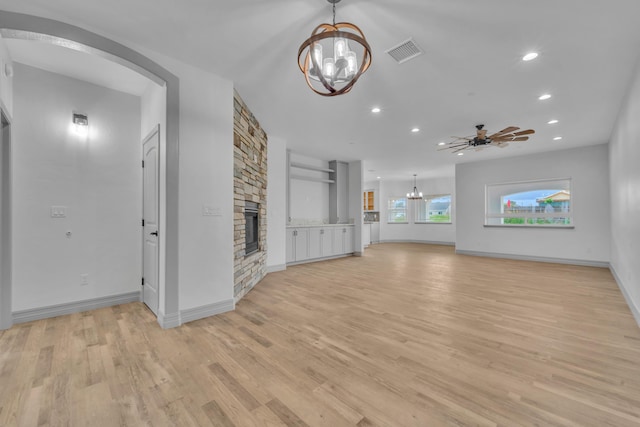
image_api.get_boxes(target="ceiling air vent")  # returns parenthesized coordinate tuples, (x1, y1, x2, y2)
(385, 38, 423, 64)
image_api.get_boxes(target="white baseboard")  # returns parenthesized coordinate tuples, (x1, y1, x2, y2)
(266, 264, 286, 273)
(286, 253, 351, 266)
(180, 299, 235, 324)
(157, 311, 181, 329)
(380, 240, 455, 246)
(455, 249, 610, 268)
(610, 265, 640, 328)
(13, 291, 141, 325)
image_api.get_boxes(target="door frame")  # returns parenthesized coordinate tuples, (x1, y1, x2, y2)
(0, 103, 11, 330)
(0, 11, 181, 328)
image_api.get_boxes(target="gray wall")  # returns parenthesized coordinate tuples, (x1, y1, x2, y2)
(12, 63, 141, 311)
(456, 144, 610, 264)
(378, 176, 456, 244)
(609, 63, 640, 324)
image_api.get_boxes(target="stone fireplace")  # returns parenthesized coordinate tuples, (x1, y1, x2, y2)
(233, 90, 267, 301)
(244, 201, 259, 255)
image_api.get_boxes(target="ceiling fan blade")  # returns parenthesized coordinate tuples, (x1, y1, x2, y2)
(513, 129, 535, 136)
(487, 126, 519, 139)
(452, 146, 469, 153)
(438, 145, 466, 151)
(494, 135, 530, 142)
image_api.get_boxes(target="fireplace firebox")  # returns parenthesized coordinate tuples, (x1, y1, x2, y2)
(245, 201, 259, 255)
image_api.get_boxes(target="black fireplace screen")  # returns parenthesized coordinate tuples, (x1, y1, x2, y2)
(245, 202, 259, 255)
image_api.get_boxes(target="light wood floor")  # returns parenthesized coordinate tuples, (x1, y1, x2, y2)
(2, 243, 640, 426)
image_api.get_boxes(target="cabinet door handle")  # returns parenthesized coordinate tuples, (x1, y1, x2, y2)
(293, 230, 297, 236)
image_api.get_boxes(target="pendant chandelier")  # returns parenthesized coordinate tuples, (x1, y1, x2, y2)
(407, 174, 423, 200)
(297, 0, 372, 96)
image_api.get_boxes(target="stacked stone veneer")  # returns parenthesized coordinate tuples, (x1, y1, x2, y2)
(233, 90, 268, 301)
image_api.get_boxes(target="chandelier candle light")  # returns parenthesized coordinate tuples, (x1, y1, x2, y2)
(407, 174, 423, 200)
(298, 0, 372, 96)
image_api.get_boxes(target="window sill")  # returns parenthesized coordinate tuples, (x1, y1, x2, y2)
(415, 222, 452, 225)
(387, 222, 409, 224)
(483, 225, 574, 229)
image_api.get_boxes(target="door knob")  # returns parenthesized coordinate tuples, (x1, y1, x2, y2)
(150, 231, 158, 236)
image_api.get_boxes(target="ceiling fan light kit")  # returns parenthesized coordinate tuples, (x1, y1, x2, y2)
(298, 0, 372, 96)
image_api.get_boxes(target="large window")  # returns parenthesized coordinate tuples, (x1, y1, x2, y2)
(387, 197, 408, 223)
(485, 178, 572, 227)
(415, 194, 452, 223)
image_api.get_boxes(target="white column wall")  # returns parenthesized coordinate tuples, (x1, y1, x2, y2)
(609, 62, 640, 325)
(266, 137, 287, 271)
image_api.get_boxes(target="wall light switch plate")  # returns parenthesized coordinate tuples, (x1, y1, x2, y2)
(51, 206, 67, 218)
(202, 205, 221, 216)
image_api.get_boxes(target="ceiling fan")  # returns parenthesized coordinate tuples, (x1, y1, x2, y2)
(439, 124, 535, 153)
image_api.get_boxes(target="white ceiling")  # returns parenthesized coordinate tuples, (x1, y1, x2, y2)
(2, 0, 640, 183)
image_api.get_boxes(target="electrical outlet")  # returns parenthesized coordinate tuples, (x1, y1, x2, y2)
(80, 274, 89, 286)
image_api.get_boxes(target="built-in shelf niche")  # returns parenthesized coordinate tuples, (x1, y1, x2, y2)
(289, 161, 335, 184)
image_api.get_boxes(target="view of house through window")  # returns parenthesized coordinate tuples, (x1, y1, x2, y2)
(415, 194, 452, 223)
(485, 178, 572, 227)
(387, 197, 408, 223)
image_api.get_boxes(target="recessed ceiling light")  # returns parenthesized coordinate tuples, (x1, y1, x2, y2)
(553, 136, 563, 141)
(371, 107, 381, 113)
(438, 142, 446, 146)
(539, 94, 552, 100)
(376, 176, 381, 179)
(548, 119, 559, 124)
(522, 52, 538, 61)
(457, 152, 464, 156)
(411, 127, 420, 133)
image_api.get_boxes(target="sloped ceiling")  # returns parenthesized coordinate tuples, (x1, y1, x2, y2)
(2, 0, 640, 181)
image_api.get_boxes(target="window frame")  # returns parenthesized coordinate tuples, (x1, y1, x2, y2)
(414, 193, 452, 224)
(485, 177, 573, 228)
(387, 197, 409, 224)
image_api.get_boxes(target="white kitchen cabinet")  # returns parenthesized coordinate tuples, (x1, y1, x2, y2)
(308, 228, 322, 259)
(286, 228, 310, 263)
(363, 223, 371, 247)
(286, 225, 354, 265)
(332, 226, 354, 255)
(344, 227, 354, 253)
(320, 228, 333, 257)
(371, 222, 380, 243)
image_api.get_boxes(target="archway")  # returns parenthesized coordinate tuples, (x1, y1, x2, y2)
(0, 10, 180, 328)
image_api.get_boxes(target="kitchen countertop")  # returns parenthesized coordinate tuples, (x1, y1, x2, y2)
(286, 223, 354, 228)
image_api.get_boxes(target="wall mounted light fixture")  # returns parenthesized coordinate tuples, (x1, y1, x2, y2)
(73, 113, 88, 127)
(72, 113, 89, 137)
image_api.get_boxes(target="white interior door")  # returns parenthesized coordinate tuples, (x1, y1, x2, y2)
(142, 126, 160, 315)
